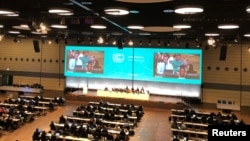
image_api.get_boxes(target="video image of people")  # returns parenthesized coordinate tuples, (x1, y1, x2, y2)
(66, 50, 104, 73)
(154, 53, 200, 79)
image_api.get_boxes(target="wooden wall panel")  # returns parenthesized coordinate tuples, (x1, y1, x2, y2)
(241, 92, 250, 106)
(13, 76, 65, 91)
(202, 89, 241, 105)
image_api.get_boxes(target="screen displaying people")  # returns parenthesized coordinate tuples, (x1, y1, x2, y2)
(66, 50, 104, 73)
(65, 46, 202, 85)
(154, 53, 200, 79)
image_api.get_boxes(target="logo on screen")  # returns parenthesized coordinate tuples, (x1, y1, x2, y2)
(113, 53, 125, 63)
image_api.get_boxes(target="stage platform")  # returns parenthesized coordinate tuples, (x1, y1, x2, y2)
(65, 90, 188, 110)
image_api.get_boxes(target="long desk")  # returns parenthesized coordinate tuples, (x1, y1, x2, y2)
(0, 86, 43, 94)
(97, 90, 149, 100)
(171, 128, 208, 140)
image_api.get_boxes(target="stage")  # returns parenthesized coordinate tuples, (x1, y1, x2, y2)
(66, 89, 188, 110)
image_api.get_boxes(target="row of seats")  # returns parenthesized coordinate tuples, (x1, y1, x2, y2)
(170, 108, 247, 141)
(32, 100, 144, 141)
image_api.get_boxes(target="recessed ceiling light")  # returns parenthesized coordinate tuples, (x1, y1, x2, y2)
(8, 31, 20, 34)
(31, 31, 47, 35)
(13, 24, 30, 30)
(90, 24, 107, 29)
(0, 9, 15, 15)
(173, 24, 191, 29)
(127, 25, 144, 29)
(175, 5, 204, 14)
(218, 24, 239, 29)
(0, 24, 3, 28)
(58, 12, 74, 16)
(205, 33, 220, 36)
(48, 8, 73, 14)
(244, 33, 250, 37)
(246, 6, 250, 13)
(104, 8, 129, 15)
(51, 24, 68, 29)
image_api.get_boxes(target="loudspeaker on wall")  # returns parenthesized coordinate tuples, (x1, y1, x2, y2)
(219, 45, 227, 60)
(33, 40, 40, 53)
(117, 38, 123, 49)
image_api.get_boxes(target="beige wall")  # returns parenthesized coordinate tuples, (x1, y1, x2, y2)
(1, 38, 250, 106)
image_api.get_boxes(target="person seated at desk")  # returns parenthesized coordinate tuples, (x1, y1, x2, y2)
(59, 115, 66, 123)
(180, 121, 187, 130)
(32, 128, 41, 141)
(172, 135, 180, 141)
(171, 120, 179, 129)
(40, 130, 47, 141)
(140, 87, 145, 94)
(50, 121, 56, 131)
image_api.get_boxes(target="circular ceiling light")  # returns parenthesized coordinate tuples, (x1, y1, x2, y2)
(0, 24, 4, 28)
(104, 8, 129, 15)
(90, 24, 107, 29)
(127, 25, 144, 29)
(205, 33, 220, 36)
(175, 5, 203, 14)
(218, 24, 239, 29)
(51, 24, 68, 29)
(48, 8, 73, 15)
(173, 24, 191, 29)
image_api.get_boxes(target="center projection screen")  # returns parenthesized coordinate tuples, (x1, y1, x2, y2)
(64, 45, 202, 98)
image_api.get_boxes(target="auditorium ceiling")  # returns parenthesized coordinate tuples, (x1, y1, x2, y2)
(0, 0, 250, 43)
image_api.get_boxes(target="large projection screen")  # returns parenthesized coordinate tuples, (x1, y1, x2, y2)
(64, 45, 202, 98)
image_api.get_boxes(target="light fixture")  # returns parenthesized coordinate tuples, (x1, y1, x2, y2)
(218, 24, 239, 29)
(127, 25, 144, 29)
(244, 33, 250, 37)
(246, 6, 250, 13)
(0, 9, 19, 16)
(205, 33, 220, 37)
(128, 40, 133, 46)
(51, 24, 67, 29)
(174, 5, 204, 14)
(8, 31, 20, 34)
(173, 24, 191, 29)
(104, 7, 129, 15)
(97, 36, 104, 44)
(207, 37, 216, 46)
(0, 24, 4, 28)
(48, 8, 73, 14)
(90, 24, 107, 29)
(12, 24, 30, 30)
